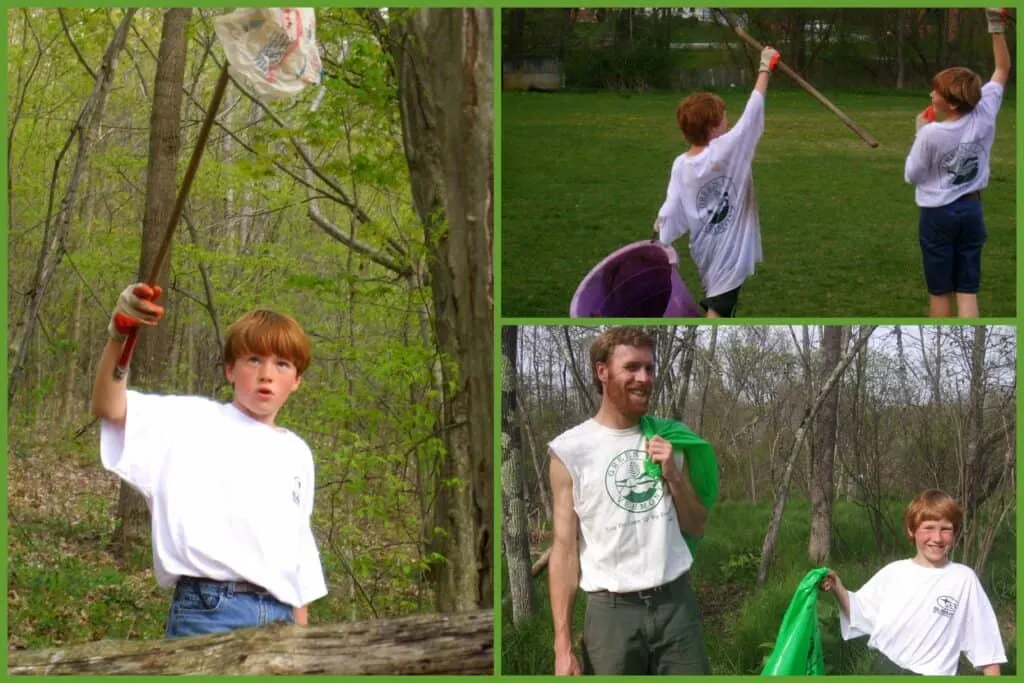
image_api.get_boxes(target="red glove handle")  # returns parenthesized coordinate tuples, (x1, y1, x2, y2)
(112, 284, 162, 381)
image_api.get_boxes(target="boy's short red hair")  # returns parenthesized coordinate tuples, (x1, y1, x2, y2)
(676, 93, 726, 146)
(932, 67, 982, 114)
(904, 489, 964, 535)
(224, 309, 311, 376)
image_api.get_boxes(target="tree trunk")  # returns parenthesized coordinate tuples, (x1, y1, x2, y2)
(390, 8, 494, 612)
(112, 8, 191, 561)
(808, 326, 843, 565)
(501, 326, 537, 624)
(757, 326, 876, 585)
(8, 610, 493, 675)
(698, 326, 718, 433)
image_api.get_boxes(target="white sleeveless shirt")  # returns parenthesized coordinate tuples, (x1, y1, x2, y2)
(550, 419, 693, 593)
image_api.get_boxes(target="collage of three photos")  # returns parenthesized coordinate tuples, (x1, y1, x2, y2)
(6, 5, 1018, 677)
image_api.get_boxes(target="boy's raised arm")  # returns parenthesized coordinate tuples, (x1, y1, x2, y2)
(987, 9, 1011, 86)
(90, 284, 164, 424)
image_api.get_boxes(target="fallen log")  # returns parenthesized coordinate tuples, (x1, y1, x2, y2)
(9, 609, 493, 675)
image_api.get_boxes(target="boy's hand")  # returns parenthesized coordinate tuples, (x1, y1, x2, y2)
(109, 283, 164, 342)
(986, 8, 1007, 34)
(819, 569, 844, 593)
(915, 105, 935, 132)
(651, 217, 662, 242)
(759, 46, 781, 73)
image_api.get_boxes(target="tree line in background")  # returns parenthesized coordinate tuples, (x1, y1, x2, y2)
(503, 8, 1017, 91)
(501, 325, 1016, 623)
(8, 6, 492, 632)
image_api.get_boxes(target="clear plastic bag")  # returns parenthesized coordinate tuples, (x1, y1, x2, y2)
(213, 8, 321, 99)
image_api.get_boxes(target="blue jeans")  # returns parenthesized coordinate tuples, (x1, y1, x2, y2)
(165, 578, 294, 638)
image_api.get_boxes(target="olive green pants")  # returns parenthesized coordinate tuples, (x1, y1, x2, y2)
(870, 650, 920, 675)
(581, 571, 711, 675)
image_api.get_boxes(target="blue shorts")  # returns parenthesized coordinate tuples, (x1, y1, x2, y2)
(165, 578, 293, 638)
(918, 195, 986, 295)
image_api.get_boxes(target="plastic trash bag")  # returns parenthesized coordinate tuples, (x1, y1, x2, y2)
(639, 415, 719, 555)
(761, 567, 830, 676)
(213, 8, 321, 99)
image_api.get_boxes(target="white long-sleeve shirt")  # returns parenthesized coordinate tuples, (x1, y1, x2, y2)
(657, 90, 765, 298)
(905, 81, 1003, 207)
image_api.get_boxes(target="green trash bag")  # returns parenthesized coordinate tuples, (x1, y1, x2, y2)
(638, 415, 719, 555)
(761, 567, 830, 676)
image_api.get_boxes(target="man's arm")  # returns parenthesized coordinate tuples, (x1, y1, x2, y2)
(987, 9, 1011, 86)
(981, 663, 1001, 676)
(647, 436, 706, 536)
(293, 605, 308, 626)
(548, 453, 582, 675)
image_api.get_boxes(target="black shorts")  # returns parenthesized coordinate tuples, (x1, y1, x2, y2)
(700, 286, 742, 317)
(918, 194, 986, 295)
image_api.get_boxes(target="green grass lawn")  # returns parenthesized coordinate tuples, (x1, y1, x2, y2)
(501, 499, 1017, 675)
(500, 88, 1016, 318)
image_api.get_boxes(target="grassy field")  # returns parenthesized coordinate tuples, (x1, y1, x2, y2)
(501, 499, 1017, 675)
(501, 88, 1017, 318)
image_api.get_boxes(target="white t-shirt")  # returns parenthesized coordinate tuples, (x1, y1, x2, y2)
(549, 419, 692, 593)
(905, 81, 1004, 208)
(657, 90, 765, 298)
(100, 390, 328, 608)
(841, 559, 1006, 675)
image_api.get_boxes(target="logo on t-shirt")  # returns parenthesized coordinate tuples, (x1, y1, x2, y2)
(604, 449, 664, 513)
(933, 595, 958, 618)
(939, 143, 983, 188)
(292, 476, 302, 507)
(696, 175, 737, 236)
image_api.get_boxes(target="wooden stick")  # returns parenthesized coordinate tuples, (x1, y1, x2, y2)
(114, 64, 232, 380)
(717, 10, 879, 148)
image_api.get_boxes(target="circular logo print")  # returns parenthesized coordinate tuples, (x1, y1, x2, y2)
(696, 175, 737, 235)
(939, 143, 983, 188)
(605, 449, 664, 512)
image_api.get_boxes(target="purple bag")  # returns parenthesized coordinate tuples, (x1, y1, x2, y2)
(570, 241, 701, 318)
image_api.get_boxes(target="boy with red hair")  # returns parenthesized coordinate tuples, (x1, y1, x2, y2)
(654, 46, 780, 318)
(820, 490, 1006, 675)
(905, 8, 1011, 317)
(91, 283, 327, 637)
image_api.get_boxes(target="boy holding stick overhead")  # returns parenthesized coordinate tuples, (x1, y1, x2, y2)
(92, 283, 327, 637)
(654, 46, 780, 318)
(905, 8, 1011, 318)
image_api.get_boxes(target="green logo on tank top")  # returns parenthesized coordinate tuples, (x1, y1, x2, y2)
(605, 449, 664, 512)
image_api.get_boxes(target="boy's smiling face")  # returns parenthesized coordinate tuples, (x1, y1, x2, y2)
(909, 517, 955, 568)
(226, 352, 302, 426)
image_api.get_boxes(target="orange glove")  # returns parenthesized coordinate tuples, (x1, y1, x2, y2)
(108, 283, 164, 341)
(759, 46, 781, 73)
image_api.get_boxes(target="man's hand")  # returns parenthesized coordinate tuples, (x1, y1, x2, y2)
(554, 648, 582, 676)
(647, 435, 684, 481)
(986, 8, 1007, 34)
(109, 283, 164, 342)
(915, 105, 935, 132)
(759, 46, 781, 73)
